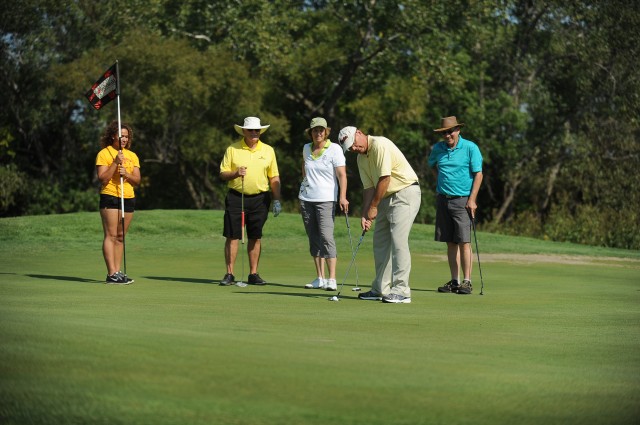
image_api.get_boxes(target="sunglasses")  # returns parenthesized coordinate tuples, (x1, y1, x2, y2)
(442, 127, 458, 136)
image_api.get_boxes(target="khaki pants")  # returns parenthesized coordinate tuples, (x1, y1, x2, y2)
(371, 184, 421, 297)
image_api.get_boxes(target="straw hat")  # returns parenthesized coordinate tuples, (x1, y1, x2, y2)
(234, 116, 270, 135)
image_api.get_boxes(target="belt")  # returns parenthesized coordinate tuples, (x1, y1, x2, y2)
(439, 193, 465, 199)
(229, 189, 266, 198)
(398, 182, 420, 192)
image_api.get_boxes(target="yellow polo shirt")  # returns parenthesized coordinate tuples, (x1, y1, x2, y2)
(96, 146, 140, 198)
(220, 139, 279, 195)
(357, 135, 418, 197)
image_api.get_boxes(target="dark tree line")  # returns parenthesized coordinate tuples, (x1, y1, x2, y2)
(1, 0, 639, 249)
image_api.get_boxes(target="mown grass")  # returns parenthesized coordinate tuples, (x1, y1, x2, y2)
(1, 210, 639, 425)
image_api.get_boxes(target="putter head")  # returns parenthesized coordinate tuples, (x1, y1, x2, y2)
(328, 295, 340, 302)
(352, 287, 361, 292)
(236, 281, 248, 288)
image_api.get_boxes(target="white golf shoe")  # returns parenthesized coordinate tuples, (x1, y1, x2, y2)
(304, 278, 326, 289)
(325, 279, 337, 291)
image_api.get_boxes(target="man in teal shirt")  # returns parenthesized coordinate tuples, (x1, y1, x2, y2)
(428, 116, 483, 295)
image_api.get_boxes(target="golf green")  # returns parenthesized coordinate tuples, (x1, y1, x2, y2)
(1, 211, 638, 425)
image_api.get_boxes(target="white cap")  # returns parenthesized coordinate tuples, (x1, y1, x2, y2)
(338, 126, 357, 153)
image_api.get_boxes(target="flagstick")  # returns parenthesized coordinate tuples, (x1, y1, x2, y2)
(115, 61, 126, 277)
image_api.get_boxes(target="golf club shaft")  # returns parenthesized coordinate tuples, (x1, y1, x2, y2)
(337, 229, 366, 297)
(344, 212, 360, 288)
(471, 216, 485, 295)
(241, 177, 245, 282)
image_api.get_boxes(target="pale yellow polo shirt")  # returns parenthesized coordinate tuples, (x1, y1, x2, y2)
(357, 135, 418, 197)
(220, 139, 279, 195)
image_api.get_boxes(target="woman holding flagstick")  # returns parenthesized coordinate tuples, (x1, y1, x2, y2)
(96, 121, 141, 284)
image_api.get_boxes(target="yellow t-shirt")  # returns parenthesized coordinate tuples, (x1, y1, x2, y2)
(96, 146, 140, 198)
(220, 140, 279, 195)
(357, 135, 418, 197)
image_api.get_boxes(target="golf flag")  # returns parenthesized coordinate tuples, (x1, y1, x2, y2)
(84, 62, 119, 110)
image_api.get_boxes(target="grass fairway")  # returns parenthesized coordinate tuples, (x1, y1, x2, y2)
(1, 210, 639, 425)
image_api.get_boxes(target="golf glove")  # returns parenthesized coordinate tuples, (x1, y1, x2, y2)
(273, 200, 282, 217)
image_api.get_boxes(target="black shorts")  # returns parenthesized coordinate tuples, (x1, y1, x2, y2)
(223, 190, 270, 240)
(100, 194, 136, 213)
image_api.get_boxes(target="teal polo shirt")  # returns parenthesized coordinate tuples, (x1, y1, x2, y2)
(428, 136, 483, 196)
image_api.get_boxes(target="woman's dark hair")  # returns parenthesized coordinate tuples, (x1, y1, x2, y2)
(99, 121, 134, 149)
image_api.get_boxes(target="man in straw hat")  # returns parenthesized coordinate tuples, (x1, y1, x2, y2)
(428, 116, 483, 295)
(338, 126, 421, 304)
(219, 116, 282, 286)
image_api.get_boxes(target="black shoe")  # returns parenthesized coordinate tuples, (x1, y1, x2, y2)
(105, 273, 128, 285)
(248, 273, 266, 285)
(219, 273, 235, 286)
(358, 290, 382, 301)
(116, 271, 134, 284)
(457, 280, 473, 295)
(437, 280, 459, 293)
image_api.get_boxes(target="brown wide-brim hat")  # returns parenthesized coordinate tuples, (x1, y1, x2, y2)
(434, 116, 464, 132)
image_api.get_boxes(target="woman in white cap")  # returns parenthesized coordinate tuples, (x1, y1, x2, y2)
(219, 116, 282, 286)
(299, 117, 349, 291)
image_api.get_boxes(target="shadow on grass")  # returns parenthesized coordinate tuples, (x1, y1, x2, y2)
(25, 274, 102, 284)
(234, 291, 360, 301)
(262, 281, 314, 290)
(144, 276, 215, 285)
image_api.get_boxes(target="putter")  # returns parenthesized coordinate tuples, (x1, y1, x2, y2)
(344, 211, 361, 291)
(471, 215, 485, 295)
(329, 229, 366, 302)
(236, 177, 248, 288)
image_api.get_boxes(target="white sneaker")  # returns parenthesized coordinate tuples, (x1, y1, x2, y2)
(325, 278, 337, 291)
(304, 278, 326, 289)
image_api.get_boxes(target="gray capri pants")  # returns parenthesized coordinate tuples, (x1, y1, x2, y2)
(299, 200, 337, 258)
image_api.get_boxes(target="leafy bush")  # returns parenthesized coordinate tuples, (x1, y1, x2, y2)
(14, 180, 98, 216)
(544, 205, 640, 250)
(484, 205, 639, 250)
(484, 210, 544, 239)
(0, 164, 25, 216)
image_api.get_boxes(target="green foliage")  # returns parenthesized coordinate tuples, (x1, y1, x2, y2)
(1, 0, 639, 250)
(17, 181, 97, 216)
(544, 205, 640, 250)
(0, 164, 25, 215)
